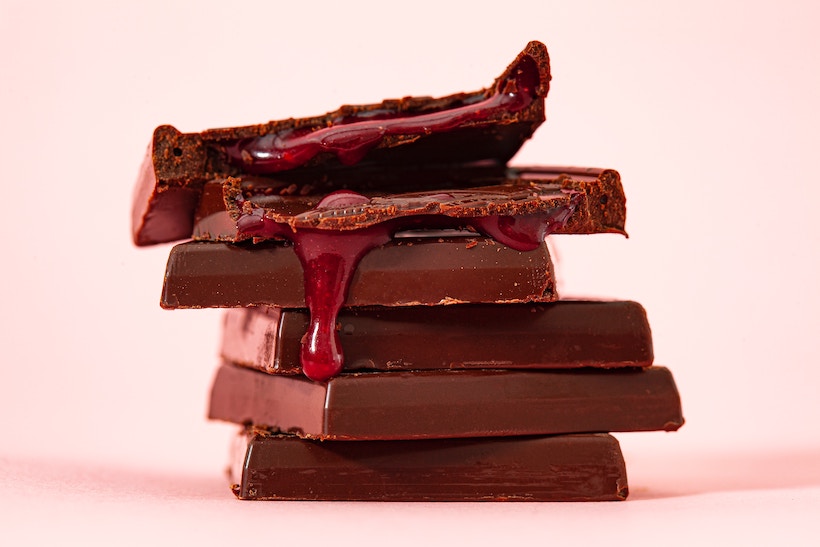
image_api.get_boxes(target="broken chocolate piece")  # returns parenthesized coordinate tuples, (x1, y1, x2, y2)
(193, 166, 626, 240)
(132, 42, 551, 246)
(221, 301, 654, 375)
(231, 430, 628, 501)
(208, 363, 684, 440)
(161, 236, 556, 309)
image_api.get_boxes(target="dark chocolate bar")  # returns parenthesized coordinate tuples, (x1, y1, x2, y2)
(208, 363, 684, 440)
(161, 236, 556, 309)
(230, 430, 628, 501)
(221, 301, 654, 375)
(192, 166, 626, 241)
(132, 42, 551, 246)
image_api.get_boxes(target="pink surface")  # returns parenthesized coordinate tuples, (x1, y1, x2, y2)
(2, 442, 819, 545)
(1, 1, 819, 544)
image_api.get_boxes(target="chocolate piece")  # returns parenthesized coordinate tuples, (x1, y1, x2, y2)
(193, 167, 626, 241)
(524, 166, 628, 235)
(132, 42, 551, 246)
(208, 363, 684, 440)
(230, 430, 628, 501)
(204, 166, 626, 237)
(161, 236, 556, 309)
(221, 301, 654, 375)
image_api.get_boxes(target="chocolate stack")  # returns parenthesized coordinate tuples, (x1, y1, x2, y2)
(133, 41, 683, 501)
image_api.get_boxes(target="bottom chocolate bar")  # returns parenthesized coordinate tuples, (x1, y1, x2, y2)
(230, 430, 628, 501)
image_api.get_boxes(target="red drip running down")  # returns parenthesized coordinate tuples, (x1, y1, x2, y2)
(224, 55, 540, 174)
(235, 190, 576, 382)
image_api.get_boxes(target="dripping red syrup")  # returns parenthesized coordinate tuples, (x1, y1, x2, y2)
(236, 190, 578, 381)
(224, 55, 541, 174)
(229, 52, 556, 381)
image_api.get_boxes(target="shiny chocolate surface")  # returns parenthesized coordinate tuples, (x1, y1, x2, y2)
(222, 55, 540, 173)
(161, 237, 556, 310)
(220, 301, 654, 375)
(208, 364, 684, 440)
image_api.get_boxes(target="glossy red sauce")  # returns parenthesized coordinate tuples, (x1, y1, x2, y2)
(224, 56, 539, 174)
(236, 187, 576, 381)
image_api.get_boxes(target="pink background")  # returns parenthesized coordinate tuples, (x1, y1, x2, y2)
(1, 0, 818, 544)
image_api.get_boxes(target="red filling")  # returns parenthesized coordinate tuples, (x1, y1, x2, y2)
(224, 55, 540, 174)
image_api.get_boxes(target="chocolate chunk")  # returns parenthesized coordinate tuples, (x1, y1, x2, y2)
(132, 42, 552, 246)
(221, 301, 654, 375)
(198, 165, 626, 239)
(208, 363, 684, 440)
(230, 430, 628, 501)
(161, 236, 556, 309)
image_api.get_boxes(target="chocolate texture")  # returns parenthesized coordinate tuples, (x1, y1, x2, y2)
(208, 363, 684, 440)
(230, 430, 628, 501)
(191, 165, 625, 240)
(132, 42, 552, 246)
(221, 300, 654, 375)
(161, 236, 556, 309)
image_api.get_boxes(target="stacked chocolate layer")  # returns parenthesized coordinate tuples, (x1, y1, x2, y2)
(133, 41, 683, 501)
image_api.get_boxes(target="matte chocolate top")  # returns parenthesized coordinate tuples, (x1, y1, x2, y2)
(132, 41, 551, 246)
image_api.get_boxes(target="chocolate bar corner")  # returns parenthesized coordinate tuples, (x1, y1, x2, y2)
(131, 125, 208, 246)
(230, 430, 628, 502)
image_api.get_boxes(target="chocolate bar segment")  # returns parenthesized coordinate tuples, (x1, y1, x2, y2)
(132, 42, 551, 246)
(192, 166, 626, 241)
(161, 236, 556, 309)
(221, 301, 654, 375)
(208, 364, 684, 440)
(531, 166, 627, 235)
(231, 430, 628, 501)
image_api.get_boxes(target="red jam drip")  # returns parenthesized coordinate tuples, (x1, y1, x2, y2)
(236, 189, 576, 382)
(225, 56, 540, 174)
(472, 208, 575, 251)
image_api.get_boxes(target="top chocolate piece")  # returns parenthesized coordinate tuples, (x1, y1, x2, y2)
(132, 42, 552, 246)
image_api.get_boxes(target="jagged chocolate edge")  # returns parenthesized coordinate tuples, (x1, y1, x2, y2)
(220, 166, 626, 236)
(132, 41, 551, 246)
